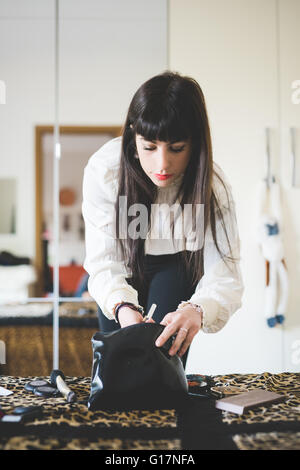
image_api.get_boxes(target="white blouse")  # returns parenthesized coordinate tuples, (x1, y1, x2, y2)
(82, 136, 244, 333)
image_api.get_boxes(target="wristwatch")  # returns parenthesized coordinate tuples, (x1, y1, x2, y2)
(113, 302, 145, 324)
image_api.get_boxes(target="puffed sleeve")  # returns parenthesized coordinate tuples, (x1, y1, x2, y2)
(185, 164, 244, 333)
(82, 137, 141, 320)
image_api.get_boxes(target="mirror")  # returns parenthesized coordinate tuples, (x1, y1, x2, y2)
(36, 126, 121, 299)
(0, 0, 55, 377)
(0, 0, 168, 377)
(55, 1, 168, 374)
(0, 179, 17, 234)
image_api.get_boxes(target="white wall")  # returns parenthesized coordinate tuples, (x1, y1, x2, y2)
(276, 0, 300, 372)
(169, 0, 300, 374)
(0, 0, 168, 258)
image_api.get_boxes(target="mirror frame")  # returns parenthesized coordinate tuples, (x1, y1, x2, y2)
(34, 125, 122, 297)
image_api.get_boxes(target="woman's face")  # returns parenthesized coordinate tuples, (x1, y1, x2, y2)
(135, 134, 192, 187)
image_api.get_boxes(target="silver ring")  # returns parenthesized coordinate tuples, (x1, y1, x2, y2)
(179, 327, 188, 334)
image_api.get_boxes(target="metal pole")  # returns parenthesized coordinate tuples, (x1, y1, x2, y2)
(53, 0, 60, 370)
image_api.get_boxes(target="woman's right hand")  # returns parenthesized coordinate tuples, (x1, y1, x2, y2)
(117, 306, 144, 328)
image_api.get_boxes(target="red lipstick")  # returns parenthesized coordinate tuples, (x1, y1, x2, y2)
(155, 174, 173, 180)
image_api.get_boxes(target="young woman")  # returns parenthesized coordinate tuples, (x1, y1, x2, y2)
(82, 71, 244, 369)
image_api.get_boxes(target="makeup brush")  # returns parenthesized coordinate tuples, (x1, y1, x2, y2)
(143, 303, 157, 322)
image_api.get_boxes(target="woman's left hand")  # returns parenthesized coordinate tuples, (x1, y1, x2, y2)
(154, 305, 203, 357)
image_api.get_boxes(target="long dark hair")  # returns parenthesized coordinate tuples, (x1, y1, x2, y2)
(115, 71, 237, 293)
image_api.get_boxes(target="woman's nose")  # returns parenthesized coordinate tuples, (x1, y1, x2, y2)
(156, 147, 171, 172)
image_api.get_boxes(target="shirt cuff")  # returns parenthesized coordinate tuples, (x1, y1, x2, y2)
(105, 287, 140, 320)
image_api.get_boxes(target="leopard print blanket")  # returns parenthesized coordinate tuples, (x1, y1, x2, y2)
(0, 373, 299, 450)
(0, 375, 178, 450)
(0, 376, 177, 429)
(213, 372, 300, 426)
(213, 372, 300, 450)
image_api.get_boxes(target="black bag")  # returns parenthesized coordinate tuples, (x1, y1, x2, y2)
(87, 323, 189, 411)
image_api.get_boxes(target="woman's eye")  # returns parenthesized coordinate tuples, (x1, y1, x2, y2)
(143, 146, 185, 152)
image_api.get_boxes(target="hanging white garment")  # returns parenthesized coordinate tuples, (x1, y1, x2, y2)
(256, 178, 289, 327)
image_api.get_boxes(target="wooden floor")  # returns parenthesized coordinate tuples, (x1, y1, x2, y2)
(0, 325, 97, 377)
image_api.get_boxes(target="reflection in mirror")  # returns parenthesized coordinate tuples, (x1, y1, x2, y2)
(0, 179, 16, 234)
(0, 1, 55, 377)
(36, 127, 121, 304)
(0, 0, 168, 377)
(54, 0, 168, 375)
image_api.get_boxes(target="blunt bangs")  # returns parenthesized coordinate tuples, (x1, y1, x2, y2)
(133, 104, 192, 144)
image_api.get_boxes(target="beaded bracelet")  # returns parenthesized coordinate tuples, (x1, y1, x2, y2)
(113, 301, 144, 324)
(177, 301, 203, 327)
